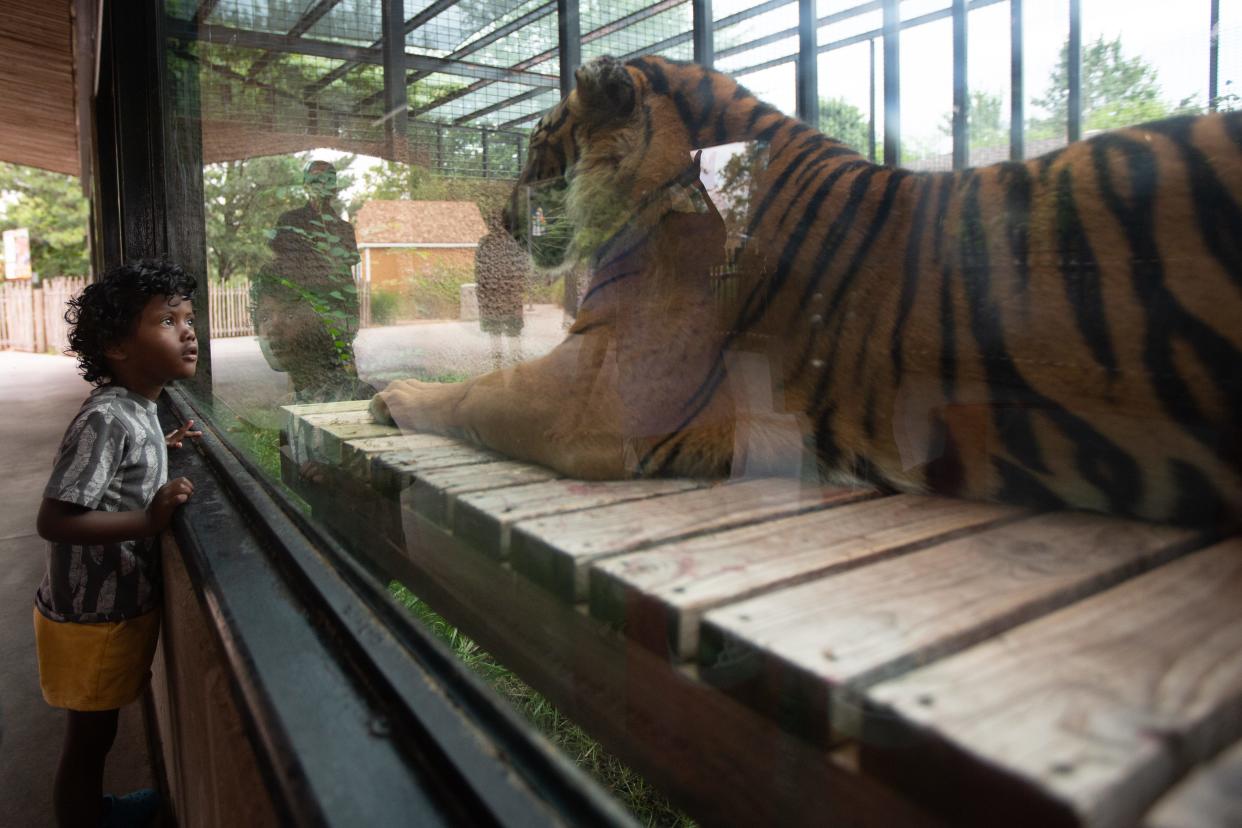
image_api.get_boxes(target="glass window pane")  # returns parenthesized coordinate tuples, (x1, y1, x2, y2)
(153, 4, 1242, 826)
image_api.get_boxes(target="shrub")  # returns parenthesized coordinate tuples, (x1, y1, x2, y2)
(369, 290, 399, 325)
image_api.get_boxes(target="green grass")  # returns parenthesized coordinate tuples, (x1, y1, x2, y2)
(389, 582, 697, 828)
(224, 417, 283, 480)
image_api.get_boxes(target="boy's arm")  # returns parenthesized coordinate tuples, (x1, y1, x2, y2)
(36, 477, 194, 545)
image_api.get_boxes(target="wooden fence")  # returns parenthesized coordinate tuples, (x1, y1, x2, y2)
(211, 278, 255, 338)
(211, 275, 372, 338)
(0, 274, 373, 352)
(42, 277, 88, 353)
(0, 277, 87, 353)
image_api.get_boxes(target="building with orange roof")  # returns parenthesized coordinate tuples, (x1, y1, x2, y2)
(354, 200, 489, 319)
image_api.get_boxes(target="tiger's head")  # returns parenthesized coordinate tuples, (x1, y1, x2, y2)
(504, 56, 699, 272)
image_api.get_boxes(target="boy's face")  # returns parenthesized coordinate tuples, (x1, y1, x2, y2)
(109, 295, 198, 385)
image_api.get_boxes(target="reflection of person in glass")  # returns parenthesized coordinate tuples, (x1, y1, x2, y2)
(256, 159, 366, 401)
(474, 211, 528, 369)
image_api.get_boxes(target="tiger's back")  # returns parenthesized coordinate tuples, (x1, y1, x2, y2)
(507, 55, 1242, 525)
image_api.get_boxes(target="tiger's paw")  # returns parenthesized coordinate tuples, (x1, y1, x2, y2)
(372, 379, 465, 435)
(369, 391, 394, 424)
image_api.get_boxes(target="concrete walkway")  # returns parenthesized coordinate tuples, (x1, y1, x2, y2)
(0, 352, 153, 826)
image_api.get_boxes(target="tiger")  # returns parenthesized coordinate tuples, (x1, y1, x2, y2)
(372, 54, 1242, 526)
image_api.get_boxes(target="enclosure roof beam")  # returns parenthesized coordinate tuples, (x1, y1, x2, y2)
(359, 0, 557, 117)
(247, 0, 346, 81)
(303, 0, 466, 94)
(168, 19, 559, 87)
(406, 0, 685, 122)
(453, 86, 548, 125)
(721, 0, 1004, 80)
(487, 0, 795, 130)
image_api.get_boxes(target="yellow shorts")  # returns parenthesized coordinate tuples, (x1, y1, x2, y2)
(33, 606, 161, 711)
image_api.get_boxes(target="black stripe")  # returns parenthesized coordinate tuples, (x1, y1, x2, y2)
(802, 168, 909, 310)
(999, 162, 1033, 293)
(714, 107, 729, 145)
(1224, 110, 1242, 153)
(1056, 161, 1118, 376)
(1143, 116, 1242, 293)
(1169, 458, 1230, 526)
(962, 172, 1145, 514)
(642, 435, 685, 477)
(851, 454, 898, 493)
(938, 264, 957, 401)
(890, 175, 937, 378)
(994, 456, 1066, 511)
(930, 169, 955, 265)
(745, 143, 846, 240)
(813, 402, 842, 471)
(580, 269, 638, 304)
(1093, 130, 1242, 454)
(1036, 146, 1066, 182)
(732, 160, 873, 342)
(632, 57, 669, 95)
(958, 174, 1049, 474)
(924, 412, 965, 496)
(693, 71, 715, 137)
(672, 90, 699, 134)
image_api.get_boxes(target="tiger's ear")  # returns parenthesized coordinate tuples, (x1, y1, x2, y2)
(574, 57, 636, 125)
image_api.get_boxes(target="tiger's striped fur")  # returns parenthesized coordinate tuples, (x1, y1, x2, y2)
(377, 55, 1242, 525)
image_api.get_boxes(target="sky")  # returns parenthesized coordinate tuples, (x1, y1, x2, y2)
(287, 0, 1242, 191)
(736, 0, 1237, 157)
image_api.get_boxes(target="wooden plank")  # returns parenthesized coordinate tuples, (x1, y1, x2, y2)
(281, 399, 372, 418)
(699, 511, 1204, 748)
(592, 494, 1019, 660)
(280, 399, 372, 439)
(336, 432, 460, 478)
(370, 444, 503, 496)
(512, 478, 875, 605)
(1144, 737, 1242, 828)
(861, 537, 1242, 828)
(313, 421, 403, 465)
(452, 479, 705, 561)
(283, 402, 386, 466)
(361, 508, 940, 828)
(399, 460, 561, 526)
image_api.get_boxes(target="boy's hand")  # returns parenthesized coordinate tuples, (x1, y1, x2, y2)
(146, 477, 194, 533)
(165, 420, 202, 449)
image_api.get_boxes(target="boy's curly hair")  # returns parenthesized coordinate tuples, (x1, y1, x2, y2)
(66, 260, 198, 385)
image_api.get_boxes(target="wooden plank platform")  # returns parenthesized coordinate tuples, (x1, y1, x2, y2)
(1146, 737, 1242, 827)
(279, 399, 1242, 828)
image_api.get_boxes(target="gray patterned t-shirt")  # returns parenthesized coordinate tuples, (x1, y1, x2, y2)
(35, 385, 167, 623)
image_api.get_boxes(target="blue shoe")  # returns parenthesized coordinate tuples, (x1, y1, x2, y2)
(99, 788, 160, 828)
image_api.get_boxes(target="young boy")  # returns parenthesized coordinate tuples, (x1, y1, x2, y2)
(34, 260, 201, 828)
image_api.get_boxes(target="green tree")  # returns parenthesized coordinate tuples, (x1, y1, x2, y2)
(347, 160, 513, 222)
(939, 90, 1007, 150)
(204, 153, 355, 283)
(0, 163, 89, 277)
(818, 97, 870, 153)
(1031, 34, 1197, 134)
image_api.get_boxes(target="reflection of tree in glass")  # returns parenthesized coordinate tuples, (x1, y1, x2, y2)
(1031, 35, 1199, 134)
(713, 143, 767, 245)
(0, 162, 88, 277)
(714, 97, 869, 242)
(939, 90, 1008, 151)
(204, 154, 359, 283)
(818, 97, 870, 153)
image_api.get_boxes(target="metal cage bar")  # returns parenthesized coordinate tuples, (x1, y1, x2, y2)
(952, 0, 967, 169)
(1068, 0, 1082, 142)
(1011, 0, 1024, 160)
(797, 0, 818, 125)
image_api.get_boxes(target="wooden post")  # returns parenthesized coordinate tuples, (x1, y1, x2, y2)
(33, 285, 47, 353)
